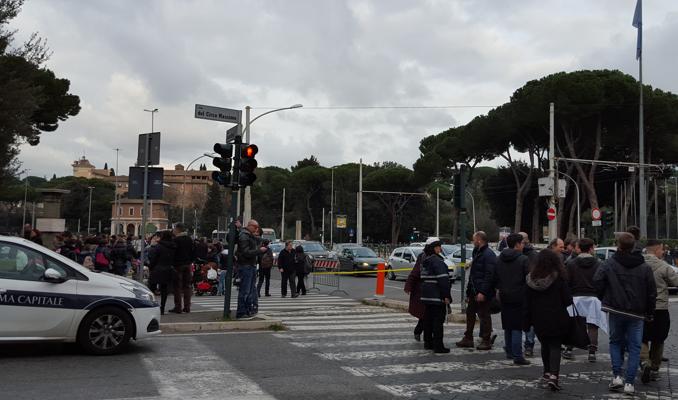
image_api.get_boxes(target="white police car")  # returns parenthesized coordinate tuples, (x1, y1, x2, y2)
(0, 236, 161, 355)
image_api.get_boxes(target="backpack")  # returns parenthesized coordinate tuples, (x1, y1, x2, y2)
(260, 251, 274, 269)
(303, 255, 313, 275)
(95, 247, 109, 268)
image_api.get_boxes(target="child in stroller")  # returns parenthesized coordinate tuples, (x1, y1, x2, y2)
(194, 260, 219, 296)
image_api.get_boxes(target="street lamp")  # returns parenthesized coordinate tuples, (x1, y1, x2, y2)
(242, 104, 303, 223)
(113, 148, 121, 234)
(466, 190, 477, 234)
(21, 169, 30, 231)
(87, 186, 94, 235)
(181, 152, 218, 223)
(558, 171, 581, 238)
(143, 108, 158, 132)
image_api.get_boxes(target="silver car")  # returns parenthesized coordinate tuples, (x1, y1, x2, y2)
(387, 246, 457, 281)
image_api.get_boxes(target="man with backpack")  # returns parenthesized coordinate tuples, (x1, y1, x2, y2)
(257, 240, 274, 297)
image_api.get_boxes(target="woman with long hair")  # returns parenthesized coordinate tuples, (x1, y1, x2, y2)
(524, 249, 573, 391)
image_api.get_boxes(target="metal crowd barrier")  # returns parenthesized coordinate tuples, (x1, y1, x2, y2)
(309, 259, 348, 295)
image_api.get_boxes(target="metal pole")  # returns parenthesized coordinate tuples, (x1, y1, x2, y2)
(330, 169, 334, 246)
(243, 106, 252, 223)
(459, 165, 467, 313)
(557, 172, 580, 238)
(281, 188, 286, 241)
(22, 171, 29, 230)
(321, 207, 325, 244)
(357, 158, 363, 245)
(31, 202, 36, 229)
(466, 190, 477, 234)
(614, 181, 618, 234)
(139, 108, 156, 282)
(548, 102, 557, 241)
(435, 187, 440, 237)
(114, 148, 120, 234)
(638, 4, 647, 238)
(674, 177, 677, 239)
(87, 186, 93, 235)
(654, 179, 659, 238)
(194, 208, 197, 238)
(665, 179, 670, 239)
(223, 135, 242, 319)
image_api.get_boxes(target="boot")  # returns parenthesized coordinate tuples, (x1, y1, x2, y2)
(456, 337, 474, 348)
(476, 339, 492, 351)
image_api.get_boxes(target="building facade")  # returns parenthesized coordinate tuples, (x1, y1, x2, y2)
(110, 199, 170, 237)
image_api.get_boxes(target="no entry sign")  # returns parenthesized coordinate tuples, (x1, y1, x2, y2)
(592, 208, 601, 221)
(547, 207, 557, 221)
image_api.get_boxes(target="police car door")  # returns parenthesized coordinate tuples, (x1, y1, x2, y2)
(0, 241, 77, 339)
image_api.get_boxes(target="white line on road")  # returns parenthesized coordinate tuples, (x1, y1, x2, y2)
(288, 323, 423, 331)
(274, 328, 465, 340)
(376, 379, 537, 398)
(315, 347, 504, 361)
(284, 317, 417, 326)
(271, 313, 407, 321)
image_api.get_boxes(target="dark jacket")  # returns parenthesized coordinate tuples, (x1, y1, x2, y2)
(149, 240, 176, 284)
(195, 241, 209, 260)
(566, 253, 600, 297)
(523, 245, 538, 263)
(524, 272, 573, 339)
(173, 233, 195, 266)
(494, 249, 529, 304)
(110, 242, 132, 274)
(294, 250, 311, 275)
(236, 229, 261, 266)
(404, 253, 426, 319)
(593, 252, 657, 319)
(420, 253, 452, 305)
(259, 248, 274, 269)
(278, 248, 296, 273)
(466, 244, 497, 298)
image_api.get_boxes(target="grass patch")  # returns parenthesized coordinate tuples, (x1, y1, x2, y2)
(268, 323, 286, 331)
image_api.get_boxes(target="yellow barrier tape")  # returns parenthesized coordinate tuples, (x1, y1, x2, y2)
(311, 268, 413, 275)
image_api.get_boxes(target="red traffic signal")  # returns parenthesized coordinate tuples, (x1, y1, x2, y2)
(241, 144, 258, 158)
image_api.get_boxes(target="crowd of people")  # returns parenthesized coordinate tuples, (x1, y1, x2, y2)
(406, 226, 677, 395)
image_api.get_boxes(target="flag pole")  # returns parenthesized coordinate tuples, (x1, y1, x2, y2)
(634, 0, 647, 238)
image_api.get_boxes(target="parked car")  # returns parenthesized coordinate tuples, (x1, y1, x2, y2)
(0, 235, 160, 355)
(332, 243, 361, 253)
(595, 246, 617, 261)
(387, 246, 457, 282)
(268, 242, 285, 265)
(338, 246, 386, 273)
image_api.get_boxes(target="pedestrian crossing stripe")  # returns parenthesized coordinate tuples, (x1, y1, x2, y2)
(274, 329, 465, 340)
(316, 348, 506, 361)
(268, 308, 398, 316)
(284, 317, 417, 326)
(288, 322, 430, 331)
(270, 313, 405, 321)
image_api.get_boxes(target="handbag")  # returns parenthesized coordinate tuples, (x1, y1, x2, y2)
(564, 304, 591, 350)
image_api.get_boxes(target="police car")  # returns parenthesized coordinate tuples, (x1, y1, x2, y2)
(0, 236, 161, 355)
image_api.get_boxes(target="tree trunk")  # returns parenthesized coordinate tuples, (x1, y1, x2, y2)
(562, 117, 602, 212)
(306, 195, 315, 236)
(390, 208, 398, 245)
(531, 197, 540, 242)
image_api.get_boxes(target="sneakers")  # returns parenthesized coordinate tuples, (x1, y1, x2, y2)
(608, 376, 624, 392)
(524, 347, 534, 358)
(623, 383, 635, 395)
(562, 348, 574, 360)
(455, 337, 474, 348)
(547, 374, 561, 391)
(641, 363, 652, 384)
(588, 352, 597, 363)
(414, 333, 421, 342)
(513, 358, 531, 366)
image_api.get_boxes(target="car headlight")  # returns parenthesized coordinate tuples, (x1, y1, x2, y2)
(362, 262, 369, 267)
(121, 283, 155, 302)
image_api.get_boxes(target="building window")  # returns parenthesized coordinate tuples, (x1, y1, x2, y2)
(129, 207, 134, 216)
(117, 207, 122, 216)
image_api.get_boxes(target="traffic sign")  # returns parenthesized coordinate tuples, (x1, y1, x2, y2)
(592, 208, 601, 221)
(137, 132, 161, 166)
(592, 220, 602, 227)
(336, 215, 347, 229)
(226, 124, 242, 143)
(195, 104, 241, 124)
(547, 207, 556, 221)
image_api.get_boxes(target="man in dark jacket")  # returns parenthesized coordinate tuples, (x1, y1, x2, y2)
(494, 233, 530, 365)
(457, 231, 496, 350)
(420, 237, 452, 354)
(519, 231, 537, 357)
(170, 223, 195, 314)
(593, 232, 656, 394)
(563, 238, 603, 361)
(236, 220, 267, 319)
(257, 239, 274, 297)
(277, 241, 297, 298)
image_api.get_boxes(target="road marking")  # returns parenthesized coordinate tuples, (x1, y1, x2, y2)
(274, 328, 465, 340)
(285, 317, 417, 326)
(267, 308, 395, 316)
(316, 347, 504, 361)
(290, 338, 420, 348)
(271, 313, 405, 321)
(288, 322, 423, 331)
(376, 379, 536, 398)
(140, 337, 276, 399)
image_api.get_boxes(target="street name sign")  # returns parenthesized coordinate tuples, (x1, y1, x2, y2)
(226, 124, 243, 143)
(195, 104, 241, 124)
(538, 177, 566, 198)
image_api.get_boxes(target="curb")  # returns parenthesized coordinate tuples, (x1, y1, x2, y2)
(362, 297, 467, 324)
(160, 314, 284, 333)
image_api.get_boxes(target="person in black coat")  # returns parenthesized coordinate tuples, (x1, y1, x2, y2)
(149, 230, 176, 314)
(110, 238, 132, 276)
(294, 245, 310, 295)
(420, 238, 452, 353)
(494, 233, 530, 365)
(524, 249, 573, 392)
(277, 241, 297, 297)
(457, 231, 496, 350)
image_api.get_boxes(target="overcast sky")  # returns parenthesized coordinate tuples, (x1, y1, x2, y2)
(11, 0, 678, 178)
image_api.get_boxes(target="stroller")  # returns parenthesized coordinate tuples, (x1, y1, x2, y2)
(194, 261, 219, 296)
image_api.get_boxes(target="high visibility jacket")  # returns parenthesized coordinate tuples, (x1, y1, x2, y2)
(420, 254, 452, 305)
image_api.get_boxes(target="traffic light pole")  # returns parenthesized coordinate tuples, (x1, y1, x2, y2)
(223, 136, 242, 319)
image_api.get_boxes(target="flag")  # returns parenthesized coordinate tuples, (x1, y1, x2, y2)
(632, 0, 642, 59)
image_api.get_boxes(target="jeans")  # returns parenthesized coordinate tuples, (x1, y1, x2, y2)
(414, 319, 424, 335)
(504, 330, 524, 361)
(609, 314, 644, 384)
(524, 327, 536, 350)
(236, 265, 256, 317)
(248, 267, 258, 313)
(217, 269, 226, 295)
(257, 268, 271, 296)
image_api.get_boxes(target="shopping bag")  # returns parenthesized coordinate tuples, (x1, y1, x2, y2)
(564, 304, 591, 350)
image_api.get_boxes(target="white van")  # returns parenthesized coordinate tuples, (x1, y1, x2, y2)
(0, 236, 161, 355)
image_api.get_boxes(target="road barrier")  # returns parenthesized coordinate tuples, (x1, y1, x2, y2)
(375, 262, 385, 297)
(309, 259, 348, 295)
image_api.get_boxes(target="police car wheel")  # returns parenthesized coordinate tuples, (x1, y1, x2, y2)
(78, 307, 133, 355)
(387, 267, 397, 281)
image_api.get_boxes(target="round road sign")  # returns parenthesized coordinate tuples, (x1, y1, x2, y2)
(547, 208, 556, 221)
(592, 208, 601, 221)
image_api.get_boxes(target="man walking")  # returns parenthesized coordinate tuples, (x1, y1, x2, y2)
(594, 233, 656, 395)
(277, 241, 297, 298)
(493, 233, 530, 365)
(420, 237, 452, 353)
(456, 231, 496, 350)
(520, 231, 537, 357)
(640, 239, 678, 383)
(257, 239, 274, 297)
(169, 223, 195, 314)
(236, 220, 267, 319)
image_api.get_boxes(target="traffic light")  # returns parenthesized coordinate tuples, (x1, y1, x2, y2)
(603, 211, 614, 227)
(239, 144, 258, 187)
(453, 170, 465, 209)
(212, 143, 233, 186)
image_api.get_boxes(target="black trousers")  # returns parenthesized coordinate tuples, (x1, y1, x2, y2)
(296, 273, 307, 295)
(257, 268, 271, 295)
(159, 283, 169, 312)
(540, 336, 562, 375)
(414, 319, 424, 335)
(423, 304, 446, 349)
(281, 270, 296, 296)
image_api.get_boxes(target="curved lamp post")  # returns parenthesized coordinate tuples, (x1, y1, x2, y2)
(181, 152, 217, 224)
